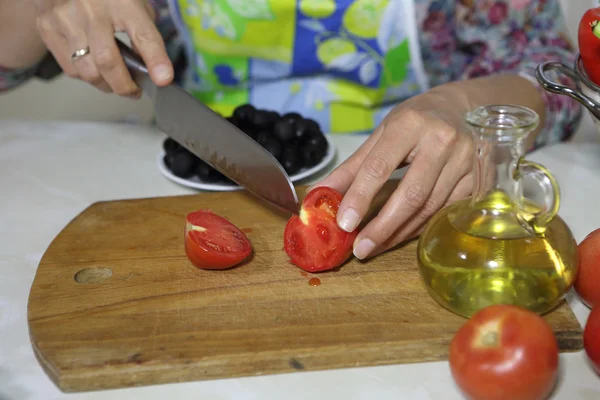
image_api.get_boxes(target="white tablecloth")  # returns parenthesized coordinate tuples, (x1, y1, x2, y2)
(1, 117, 599, 400)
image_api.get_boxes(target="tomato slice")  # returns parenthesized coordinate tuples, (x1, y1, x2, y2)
(584, 306, 600, 376)
(283, 186, 358, 272)
(579, 7, 600, 86)
(449, 305, 559, 400)
(184, 210, 252, 270)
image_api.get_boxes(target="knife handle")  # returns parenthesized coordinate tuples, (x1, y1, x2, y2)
(115, 37, 149, 76)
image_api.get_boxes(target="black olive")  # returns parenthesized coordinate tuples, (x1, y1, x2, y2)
(216, 171, 235, 185)
(163, 154, 171, 168)
(195, 162, 221, 183)
(232, 104, 256, 124)
(266, 110, 280, 122)
(242, 125, 259, 140)
(170, 151, 196, 178)
(301, 140, 328, 167)
(252, 110, 279, 129)
(256, 131, 285, 159)
(303, 118, 322, 136)
(163, 137, 180, 154)
(293, 118, 319, 141)
(281, 112, 302, 125)
(281, 147, 301, 175)
(273, 119, 296, 142)
(304, 134, 328, 150)
(226, 115, 242, 128)
(261, 137, 283, 159)
(256, 131, 270, 144)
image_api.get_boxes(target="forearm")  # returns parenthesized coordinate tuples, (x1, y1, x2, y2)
(0, 0, 47, 69)
(439, 74, 547, 150)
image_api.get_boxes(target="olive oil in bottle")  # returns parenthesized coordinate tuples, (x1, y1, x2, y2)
(417, 105, 578, 318)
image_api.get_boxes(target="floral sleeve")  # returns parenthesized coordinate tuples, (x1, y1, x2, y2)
(450, 0, 582, 150)
(0, 0, 181, 93)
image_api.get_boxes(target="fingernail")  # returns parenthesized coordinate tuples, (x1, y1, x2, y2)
(154, 65, 172, 82)
(354, 238, 376, 260)
(338, 208, 360, 232)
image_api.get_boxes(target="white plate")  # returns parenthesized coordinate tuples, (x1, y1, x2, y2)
(156, 134, 336, 191)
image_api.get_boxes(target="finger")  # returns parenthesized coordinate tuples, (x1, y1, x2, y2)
(93, 80, 113, 93)
(379, 135, 474, 244)
(309, 124, 385, 194)
(352, 119, 459, 259)
(87, 16, 140, 96)
(36, 14, 79, 79)
(373, 172, 474, 258)
(116, 2, 173, 86)
(143, 0, 156, 19)
(55, 7, 106, 88)
(336, 110, 429, 234)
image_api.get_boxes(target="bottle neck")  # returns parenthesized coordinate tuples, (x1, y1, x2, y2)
(472, 136, 524, 203)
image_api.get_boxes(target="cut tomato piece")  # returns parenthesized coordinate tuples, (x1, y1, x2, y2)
(184, 210, 252, 270)
(283, 186, 358, 272)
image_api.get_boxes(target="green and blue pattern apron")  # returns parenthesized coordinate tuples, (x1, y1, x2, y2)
(168, 0, 429, 134)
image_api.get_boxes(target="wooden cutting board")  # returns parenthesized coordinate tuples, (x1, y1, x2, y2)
(27, 180, 583, 393)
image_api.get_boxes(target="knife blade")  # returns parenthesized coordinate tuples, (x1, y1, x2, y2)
(115, 38, 299, 215)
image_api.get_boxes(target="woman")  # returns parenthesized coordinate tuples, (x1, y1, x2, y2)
(0, 0, 582, 260)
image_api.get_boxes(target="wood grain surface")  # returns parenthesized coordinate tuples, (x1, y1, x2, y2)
(27, 181, 583, 393)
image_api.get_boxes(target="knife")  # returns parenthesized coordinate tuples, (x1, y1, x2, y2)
(115, 38, 299, 215)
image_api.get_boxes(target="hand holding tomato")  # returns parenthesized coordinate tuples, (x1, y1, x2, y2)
(449, 305, 559, 400)
(312, 85, 474, 260)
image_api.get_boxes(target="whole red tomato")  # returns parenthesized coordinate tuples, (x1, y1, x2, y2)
(579, 7, 600, 86)
(184, 210, 252, 270)
(584, 306, 600, 375)
(575, 228, 600, 308)
(449, 305, 559, 400)
(284, 186, 358, 272)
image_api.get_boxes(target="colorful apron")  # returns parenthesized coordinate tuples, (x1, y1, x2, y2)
(167, 0, 428, 134)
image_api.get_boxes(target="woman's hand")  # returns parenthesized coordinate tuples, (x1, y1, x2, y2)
(33, 0, 173, 97)
(313, 85, 476, 260)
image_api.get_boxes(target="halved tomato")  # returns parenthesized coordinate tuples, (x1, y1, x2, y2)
(184, 210, 252, 270)
(283, 186, 358, 272)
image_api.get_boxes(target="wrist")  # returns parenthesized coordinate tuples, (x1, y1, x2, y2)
(0, 1, 47, 69)
(431, 74, 547, 147)
(416, 82, 473, 128)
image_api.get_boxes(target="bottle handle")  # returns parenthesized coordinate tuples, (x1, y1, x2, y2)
(516, 158, 560, 235)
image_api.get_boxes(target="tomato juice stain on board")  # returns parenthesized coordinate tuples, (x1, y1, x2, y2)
(300, 271, 308, 277)
(308, 278, 321, 287)
(241, 227, 253, 233)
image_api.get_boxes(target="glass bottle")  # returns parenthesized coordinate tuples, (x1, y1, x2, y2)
(417, 104, 578, 318)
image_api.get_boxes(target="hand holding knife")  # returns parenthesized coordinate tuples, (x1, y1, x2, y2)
(114, 38, 300, 215)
